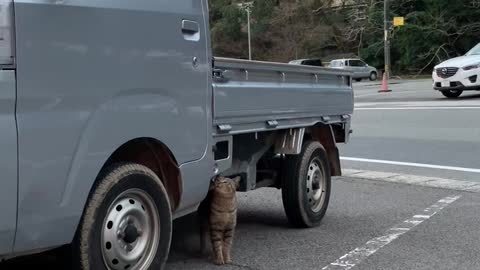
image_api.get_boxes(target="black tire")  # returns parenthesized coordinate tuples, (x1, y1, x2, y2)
(73, 163, 172, 270)
(369, 72, 377, 81)
(355, 78, 362, 82)
(441, 90, 463, 98)
(282, 141, 331, 228)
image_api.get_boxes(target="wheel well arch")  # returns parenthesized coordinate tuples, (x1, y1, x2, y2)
(100, 138, 182, 210)
(307, 124, 342, 176)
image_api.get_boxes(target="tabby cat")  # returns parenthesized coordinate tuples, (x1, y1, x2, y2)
(199, 176, 241, 265)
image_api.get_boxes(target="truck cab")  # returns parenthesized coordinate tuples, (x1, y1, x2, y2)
(2, 0, 213, 264)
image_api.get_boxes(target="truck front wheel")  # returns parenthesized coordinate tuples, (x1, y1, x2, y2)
(282, 141, 331, 228)
(74, 163, 172, 270)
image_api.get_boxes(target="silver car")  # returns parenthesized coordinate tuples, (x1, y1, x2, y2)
(330, 59, 378, 81)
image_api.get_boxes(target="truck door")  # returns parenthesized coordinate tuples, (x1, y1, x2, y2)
(0, 70, 17, 255)
(176, 0, 210, 161)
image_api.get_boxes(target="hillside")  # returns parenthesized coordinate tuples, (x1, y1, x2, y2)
(209, 0, 480, 74)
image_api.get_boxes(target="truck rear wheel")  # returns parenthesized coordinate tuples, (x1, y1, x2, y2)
(282, 141, 331, 228)
(74, 163, 172, 270)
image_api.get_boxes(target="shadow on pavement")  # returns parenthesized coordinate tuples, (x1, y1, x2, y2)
(452, 93, 480, 100)
(169, 205, 291, 262)
(0, 207, 289, 269)
(0, 247, 70, 270)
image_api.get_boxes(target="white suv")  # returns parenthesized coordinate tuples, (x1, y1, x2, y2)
(433, 43, 480, 98)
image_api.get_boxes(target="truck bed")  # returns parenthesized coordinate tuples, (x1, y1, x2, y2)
(212, 58, 354, 135)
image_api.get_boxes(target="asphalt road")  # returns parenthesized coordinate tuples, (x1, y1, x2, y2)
(341, 79, 480, 182)
(3, 177, 479, 270)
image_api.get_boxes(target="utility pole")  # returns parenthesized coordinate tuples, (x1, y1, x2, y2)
(237, 2, 254, 60)
(247, 5, 252, 60)
(379, 0, 392, 92)
(384, 0, 391, 79)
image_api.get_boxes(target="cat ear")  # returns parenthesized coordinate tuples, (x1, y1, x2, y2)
(232, 176, 241, 189)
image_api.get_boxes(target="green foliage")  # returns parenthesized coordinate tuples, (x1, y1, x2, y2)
(383, 0, 480, 73)
(209, 0, 480, 73)
(209, 0, 246, 57)
(251, 0, 276, 35)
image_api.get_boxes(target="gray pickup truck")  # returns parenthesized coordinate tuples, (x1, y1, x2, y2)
(0, 1, 353, 269)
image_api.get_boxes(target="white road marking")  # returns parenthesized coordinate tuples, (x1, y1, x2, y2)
(356, 100, 480, 107)
(341, 157, 480, 173)
(321, 195, 461, 270)
(355, 91, 411, 98)
(355, 106, 480, 111)
(341, 169, 480, 192)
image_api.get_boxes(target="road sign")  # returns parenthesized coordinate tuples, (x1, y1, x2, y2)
(393, 17, 404, 26)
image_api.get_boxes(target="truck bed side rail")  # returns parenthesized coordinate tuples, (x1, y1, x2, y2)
(212, 57, 354, 136)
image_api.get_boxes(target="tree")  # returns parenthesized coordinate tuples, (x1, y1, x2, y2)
(209, 0, 247, 58)
(209, 0, 480, 73)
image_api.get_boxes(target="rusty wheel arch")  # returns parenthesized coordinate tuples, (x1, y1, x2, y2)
(102, 138, 182, 211)
(309, 124, 342, 177)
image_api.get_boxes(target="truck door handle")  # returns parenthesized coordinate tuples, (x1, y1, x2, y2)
(182, 20, 200, 34)
(182, 20, 200, 41)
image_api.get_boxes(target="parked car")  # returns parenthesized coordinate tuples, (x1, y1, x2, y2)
(330, 59, 378, 81)
(432, 43, 480, 98)
(0, 0, 353, 269)
(288, 58, 323, 67)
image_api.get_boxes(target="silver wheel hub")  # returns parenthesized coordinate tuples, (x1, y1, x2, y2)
(306, 158, 326, 213)
(102, 189, 160, 270)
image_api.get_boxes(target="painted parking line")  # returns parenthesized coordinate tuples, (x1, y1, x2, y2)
(341, 157, 480, 174)
(340, 169, 480, 192)
(321, 195, 461, 270)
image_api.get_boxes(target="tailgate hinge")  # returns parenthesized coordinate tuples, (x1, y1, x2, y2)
(266, 120, 279, 128)
(217, 124, 232, 133)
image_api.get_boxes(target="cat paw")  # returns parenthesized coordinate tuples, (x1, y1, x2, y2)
(213, 259, 225, 265)
(213, 256, 225, 265)
(225, 258, 232, 264)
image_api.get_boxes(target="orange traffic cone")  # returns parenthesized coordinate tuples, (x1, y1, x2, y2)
(378, 72, 392, 93)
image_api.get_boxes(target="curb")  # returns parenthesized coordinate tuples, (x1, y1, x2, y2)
(340, 169, 480, 193)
